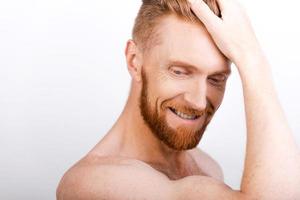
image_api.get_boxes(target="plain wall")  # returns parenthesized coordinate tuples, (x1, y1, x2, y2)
(0, 0, 299, 199)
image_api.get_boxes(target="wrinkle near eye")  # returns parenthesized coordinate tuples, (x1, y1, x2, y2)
(157, 70, 169, 82)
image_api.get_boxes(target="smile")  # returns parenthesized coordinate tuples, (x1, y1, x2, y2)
(169, 107, 200, 120)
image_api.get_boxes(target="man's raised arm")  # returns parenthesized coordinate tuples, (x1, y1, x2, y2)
(57, 0, 300, 199)
(189, 0, 300, 199)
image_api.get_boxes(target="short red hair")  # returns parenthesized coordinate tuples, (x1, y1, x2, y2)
(132, 0, 220, 52)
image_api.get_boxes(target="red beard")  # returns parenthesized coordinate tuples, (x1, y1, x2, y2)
(139, 70, 215, 150)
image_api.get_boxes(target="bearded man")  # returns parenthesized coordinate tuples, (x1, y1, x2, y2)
(57, 0, 300, 199)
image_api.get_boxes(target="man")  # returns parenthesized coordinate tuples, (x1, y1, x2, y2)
(57, 0, 300, 199)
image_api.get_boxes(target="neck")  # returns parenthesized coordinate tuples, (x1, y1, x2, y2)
(108, 83, 186, 166)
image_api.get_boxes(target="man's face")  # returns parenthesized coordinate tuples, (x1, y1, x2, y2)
(139, 15, 231, 151)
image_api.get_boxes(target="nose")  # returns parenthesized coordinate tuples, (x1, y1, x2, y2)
(183, 79, 207, 111)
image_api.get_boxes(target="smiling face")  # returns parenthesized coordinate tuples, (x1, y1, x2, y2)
(138, 15, 231, 150)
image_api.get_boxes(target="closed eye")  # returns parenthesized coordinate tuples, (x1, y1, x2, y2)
(208, 74, 228, 85)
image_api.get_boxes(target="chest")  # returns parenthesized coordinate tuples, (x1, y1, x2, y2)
(149, 158, 208, 180)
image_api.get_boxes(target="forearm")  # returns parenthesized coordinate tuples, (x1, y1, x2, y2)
(236, 52, 300, 199)
(187, 0, 300, 198)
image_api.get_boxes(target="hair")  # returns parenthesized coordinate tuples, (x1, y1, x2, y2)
(132, 0, 221, 52)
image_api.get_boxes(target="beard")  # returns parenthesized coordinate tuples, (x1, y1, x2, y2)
(139, 70, 215, 151)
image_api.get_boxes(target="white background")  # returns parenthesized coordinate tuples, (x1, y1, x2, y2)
(0, 0, 299, 199)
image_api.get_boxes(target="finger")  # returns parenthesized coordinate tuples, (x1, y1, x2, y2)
(214, 0, 227, 11)
(188, 0, 221, 27)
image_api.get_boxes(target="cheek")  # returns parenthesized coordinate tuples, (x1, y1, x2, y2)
(207, 87, 225, 108)
(152, 71, 187, 98)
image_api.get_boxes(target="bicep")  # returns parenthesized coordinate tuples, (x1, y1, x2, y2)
(173, 175, 250, 200)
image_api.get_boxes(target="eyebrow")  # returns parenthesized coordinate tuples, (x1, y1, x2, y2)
(167, 60, 232, 75)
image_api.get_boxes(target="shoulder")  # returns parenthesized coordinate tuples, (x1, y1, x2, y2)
(56, 154, 173, 200)
(188, 148, 224, 181)
(56, 153, 242, 200)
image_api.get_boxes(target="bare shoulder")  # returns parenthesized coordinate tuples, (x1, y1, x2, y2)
(188, 148, 224, 181)
(56, 154, 173, 200)
(56, 153, 243, 200)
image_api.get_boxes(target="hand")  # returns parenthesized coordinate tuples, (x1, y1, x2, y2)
(188, 0, 262, 66)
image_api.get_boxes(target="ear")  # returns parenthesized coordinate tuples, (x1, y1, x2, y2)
(125, 39, 143, 82)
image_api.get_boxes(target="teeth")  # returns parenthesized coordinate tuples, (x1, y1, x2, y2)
(172, 109, 197, 120)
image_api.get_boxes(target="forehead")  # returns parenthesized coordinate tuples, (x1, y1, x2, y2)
(146, 15, 229, 73)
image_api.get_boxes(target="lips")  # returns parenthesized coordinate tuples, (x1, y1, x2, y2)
(169, 107, 200, 120)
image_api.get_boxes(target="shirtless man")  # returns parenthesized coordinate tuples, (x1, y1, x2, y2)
(57, 0, 300, 199)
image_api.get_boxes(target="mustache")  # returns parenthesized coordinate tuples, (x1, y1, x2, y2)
(162, 100, 215, 116)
